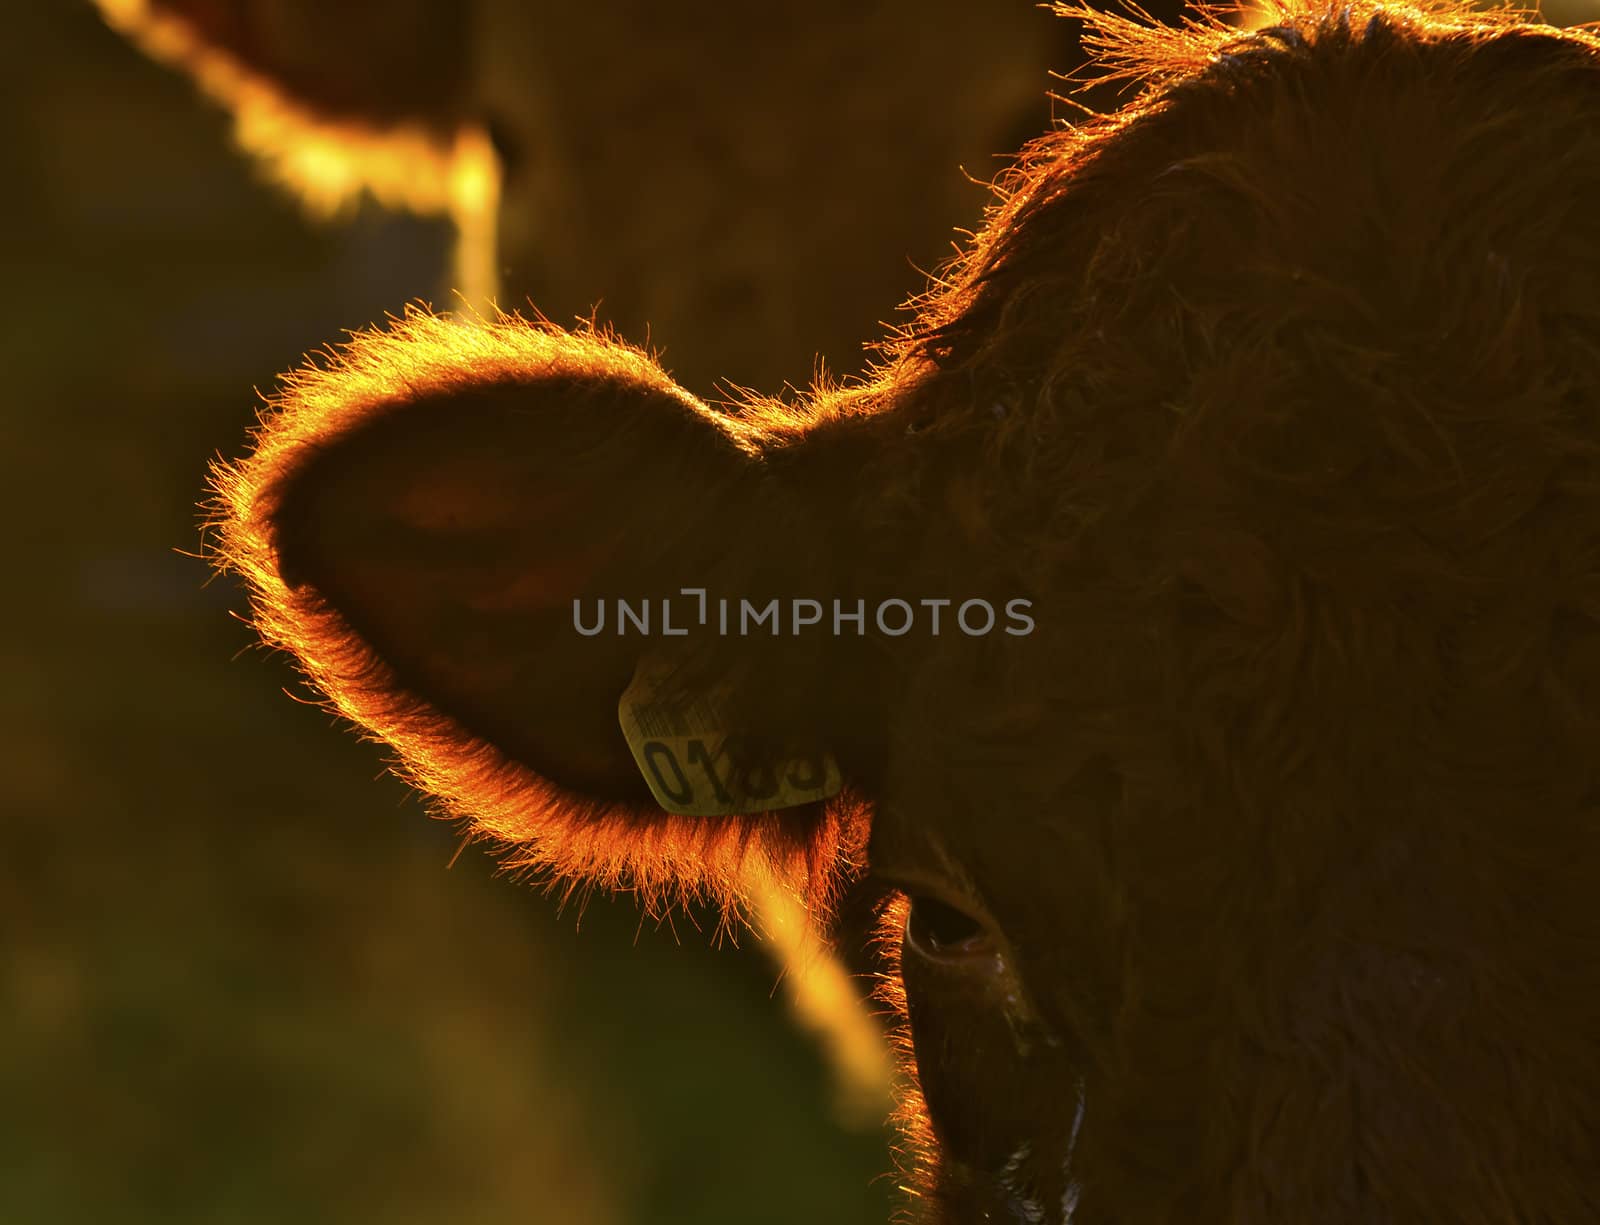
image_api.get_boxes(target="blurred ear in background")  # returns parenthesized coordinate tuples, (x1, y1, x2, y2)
(90, 0, 501, 305)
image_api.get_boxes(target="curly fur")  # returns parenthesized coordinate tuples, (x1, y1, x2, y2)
(859, 2, 1600, 1220)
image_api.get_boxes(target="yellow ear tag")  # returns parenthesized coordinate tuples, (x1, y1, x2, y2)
(617, 657, 842, 816)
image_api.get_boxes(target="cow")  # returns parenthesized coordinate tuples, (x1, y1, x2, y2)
(92, 0, 1189, 394)
(207, 1, 1600, 1220)
(98, 0, 1195, 1123)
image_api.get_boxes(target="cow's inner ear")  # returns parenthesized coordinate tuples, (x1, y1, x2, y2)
(269, 388, 699, 806)
(222, 320, 845, 817)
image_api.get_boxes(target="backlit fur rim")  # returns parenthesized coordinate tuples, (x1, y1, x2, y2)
(205, 306, 869, 924)
(92, 0, 466, 219)
(1053, 0, 1565, 96)
(888, 0, 1593, 366)
(868, 893, 939, 1222)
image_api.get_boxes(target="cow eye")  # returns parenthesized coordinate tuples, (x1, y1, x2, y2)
(904, 894, 994, 960)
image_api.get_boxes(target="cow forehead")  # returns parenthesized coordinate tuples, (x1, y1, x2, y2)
(887, 12, 1600, 456)
(848, 1, 1600, 932)
(858, 44, 1600, 786)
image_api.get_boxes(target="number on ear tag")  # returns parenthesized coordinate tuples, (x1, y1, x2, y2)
(617, 658, 842, 816)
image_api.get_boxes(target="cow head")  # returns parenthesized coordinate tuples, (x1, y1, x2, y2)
(209, 3, 1600, 1220)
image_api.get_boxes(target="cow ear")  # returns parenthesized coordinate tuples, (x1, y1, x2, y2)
(210, 311, 875, 908)
(93, 1, 478, 219)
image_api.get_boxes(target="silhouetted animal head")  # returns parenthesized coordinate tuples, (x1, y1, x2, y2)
(210, 3, 1600, 1219)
